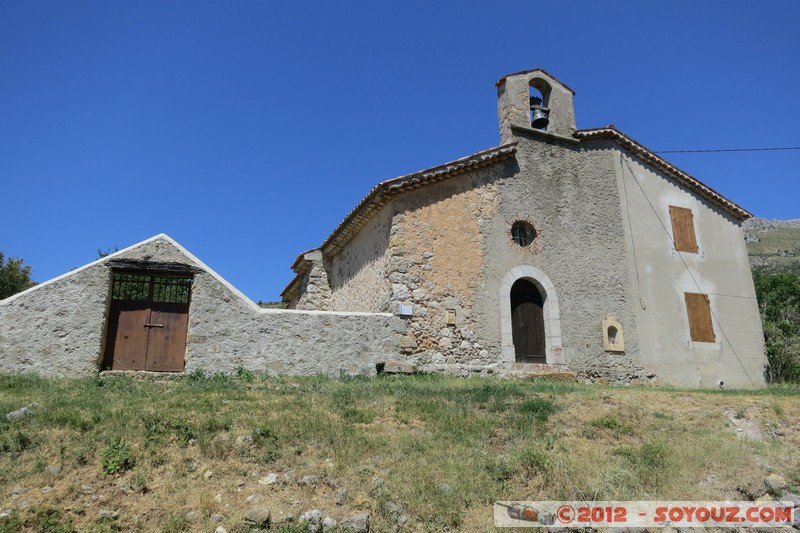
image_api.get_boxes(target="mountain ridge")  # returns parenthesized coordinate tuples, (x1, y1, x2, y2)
(743, 217, 800, 271)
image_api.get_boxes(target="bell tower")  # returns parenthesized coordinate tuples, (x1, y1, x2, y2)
(496, 69, 577, 144)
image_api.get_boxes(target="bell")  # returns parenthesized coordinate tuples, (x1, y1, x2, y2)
(531, 106, 549, 129)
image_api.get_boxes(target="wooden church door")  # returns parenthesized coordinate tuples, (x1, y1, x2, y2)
(511, 279, 546, 364)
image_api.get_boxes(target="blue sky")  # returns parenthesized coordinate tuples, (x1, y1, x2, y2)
(2, 1, 798, 301)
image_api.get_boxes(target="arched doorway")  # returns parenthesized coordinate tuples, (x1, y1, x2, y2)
(510, 279, 546, 363)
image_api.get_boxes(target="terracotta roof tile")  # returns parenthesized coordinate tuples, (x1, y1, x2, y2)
(574, 125, 751, 220)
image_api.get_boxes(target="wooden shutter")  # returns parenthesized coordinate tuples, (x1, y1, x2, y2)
(685, 292, 715, 342)
(669, 206, 699, 253)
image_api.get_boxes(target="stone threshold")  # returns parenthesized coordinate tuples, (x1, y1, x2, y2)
(99, 370, 184, 380)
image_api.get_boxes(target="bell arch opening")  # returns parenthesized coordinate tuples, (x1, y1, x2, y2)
(529, 78, 552, 130)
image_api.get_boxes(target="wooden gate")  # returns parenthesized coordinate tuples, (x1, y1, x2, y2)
(103, 272, 192, 372)
(511, 279, 546, 363)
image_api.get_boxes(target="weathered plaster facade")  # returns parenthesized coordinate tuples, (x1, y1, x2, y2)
(0, 235, 403, 377)
(613, 151, 766, 388)
(283, 69, 768, 388)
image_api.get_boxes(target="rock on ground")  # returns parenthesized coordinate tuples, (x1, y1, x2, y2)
(765, 473, 788, 493)
(244, 507, 271, 528)
(299, 509, 322, 532)
(340, 512, 370, 533)
(6, 403, 38, 421)
(323, 516, 338, 532)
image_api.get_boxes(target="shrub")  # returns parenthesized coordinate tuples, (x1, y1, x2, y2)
(590, 417, 634, 435)
(131, 470, 148, 494)
(13, 507, 74, 533)
(342, 407, 375, 424)
(614, 442, 667, 469)
(100, 437, 134, 475)
(0, 428, 33, 457)
(252, 424, 280, 463)
(517, 398, 558, 422)
(517, 448, 549, 476)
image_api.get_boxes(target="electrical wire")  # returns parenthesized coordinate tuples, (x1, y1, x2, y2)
(655, 146, 800, 154)
(618, 154, 646, 310)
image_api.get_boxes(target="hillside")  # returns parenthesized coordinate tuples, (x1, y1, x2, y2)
(744, 218, 800, 272)
(1, 374, 800, 532)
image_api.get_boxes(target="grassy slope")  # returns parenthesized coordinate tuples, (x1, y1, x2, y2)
(744, 219, 800, 271)
(1, 374, 799, 532)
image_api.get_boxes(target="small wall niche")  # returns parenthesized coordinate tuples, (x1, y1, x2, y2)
(602, 315, 625, 353)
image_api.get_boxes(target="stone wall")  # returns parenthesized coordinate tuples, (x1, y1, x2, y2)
(385, 168, 508, 370)
(293, 250, 333, 311)
(0, 258, 110, 377)
(328, 206, 393, 312)
(186, 268, 403, 377)
(0, 236, 405, 378)
(287, 144, 648, 380)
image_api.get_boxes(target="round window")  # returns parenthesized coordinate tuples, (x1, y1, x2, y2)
(511, 221, 537, 247)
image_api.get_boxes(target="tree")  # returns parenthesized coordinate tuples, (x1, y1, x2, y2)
(0, 252, 37, 300)
(97, 246, 119, 258)
(753, 268, 800, 383)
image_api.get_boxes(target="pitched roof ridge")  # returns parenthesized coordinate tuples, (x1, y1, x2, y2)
(312, 142, 516, 258)
(574, 126, 751, 220)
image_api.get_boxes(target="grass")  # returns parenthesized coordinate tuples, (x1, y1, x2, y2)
(744, 222, 800, 271)
(0, 373, 799, 531)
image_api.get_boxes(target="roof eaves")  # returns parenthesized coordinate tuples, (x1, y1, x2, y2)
(574, 126, 752, 221)
(320, 143, 518, 257)
(280, 273, 302, 301)
(289, 248, 320, 272)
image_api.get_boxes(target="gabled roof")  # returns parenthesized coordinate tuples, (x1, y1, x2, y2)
(282, 125, 752, 301)
(574, 125, 752, 220)
(320, 144, 518, 257)
(280, 144, 518, 300)
(1, 234, 263, 313)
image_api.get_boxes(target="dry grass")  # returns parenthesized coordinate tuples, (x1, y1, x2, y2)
(1, 373, 799, 532)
